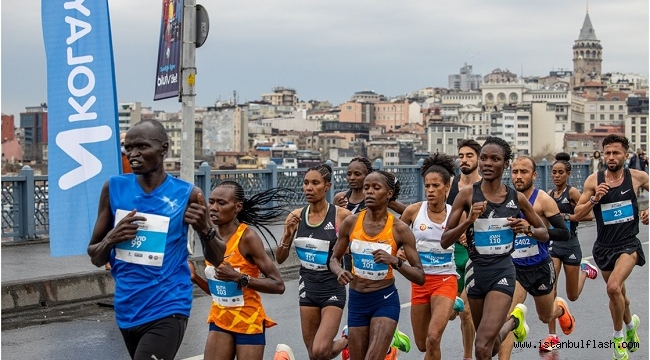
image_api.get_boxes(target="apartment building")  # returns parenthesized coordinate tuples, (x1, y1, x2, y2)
(625, 96, 649, 153)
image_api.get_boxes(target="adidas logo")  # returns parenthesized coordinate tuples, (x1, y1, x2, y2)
(505, 200, 517, 209)
(498, 278, 509, 286)
(323, 222, 335, 231)
(300, 292, 306, 298)
(467, 279, 475, 288)
(327, 295, 338, 302)
(568, 254, 576, 260)
(298, 282, 305, 291)
(561, 198, 570, 203)
(538, 284, 548, 291)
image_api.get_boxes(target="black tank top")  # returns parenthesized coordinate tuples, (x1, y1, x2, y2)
(345, 189, 366, 214)
(594, 169, 639, 245)
(447, 176, 460, 206)
(294, 204, 339, 282)
(550, 186, 578, 239)
(466, 180, 520, 265)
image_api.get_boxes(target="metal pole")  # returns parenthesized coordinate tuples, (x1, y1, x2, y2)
(180, 0, 196, 183)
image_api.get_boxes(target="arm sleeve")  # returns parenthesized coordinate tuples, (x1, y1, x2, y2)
(547, 213, 571, 241)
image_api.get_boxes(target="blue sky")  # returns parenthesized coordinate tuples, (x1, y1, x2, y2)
(1, 0, 648, 121)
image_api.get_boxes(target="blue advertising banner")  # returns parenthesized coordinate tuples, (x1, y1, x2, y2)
(42, 0, 121, 256)
(154, 0, 183, 100)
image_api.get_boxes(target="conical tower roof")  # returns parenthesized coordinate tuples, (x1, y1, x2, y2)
(578, 12, 598, 41)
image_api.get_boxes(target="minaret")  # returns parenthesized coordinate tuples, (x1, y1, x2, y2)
(572, 7, 602, 87)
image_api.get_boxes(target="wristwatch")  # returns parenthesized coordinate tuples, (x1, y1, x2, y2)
(525, 225, 534, 237)
(391, 258, 403, 270)
(200, 227, 216, 242)
(237, 273, 250, 289)
(563, 213, 571, 222)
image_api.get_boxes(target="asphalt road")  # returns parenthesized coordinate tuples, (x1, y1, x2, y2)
(1, 224, 648, 360)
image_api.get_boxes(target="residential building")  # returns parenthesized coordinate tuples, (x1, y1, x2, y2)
(261, 87, 297, 107)
(339, 101, 374, 123)
(20, 104, 48, 163)
(448, 63, 482, 91)
(427, 122, 470, 155)
(2, 114, 15, 141)
(484, 68, 517, 84)
(582, 92, 628, 131)
(625, 96, 649, 153)
(117, 102, 142, 133)
(159, 113, 203, 159)
(202, 104, 247, 155)
(373, 99, 409, 131)
(350, 90, 384, 103)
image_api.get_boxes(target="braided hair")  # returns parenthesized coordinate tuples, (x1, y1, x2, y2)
(308, 163, 333, 184)
(373, 170, 401, 202)
(554, 152, 572, 172)
(349, 156, 373, 175)
(421, 152, 456, 185)
(217, 181, 292, 257)
(482, 136, 513, 161)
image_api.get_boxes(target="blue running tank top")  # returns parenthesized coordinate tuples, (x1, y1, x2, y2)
(511, 188, 550, 267)
(108, 173, 194, 328)
(466, 180, 519, 266)
(594, 169, 639, 245)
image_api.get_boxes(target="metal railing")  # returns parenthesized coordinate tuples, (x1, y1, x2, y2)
(1, 159, 590, 241)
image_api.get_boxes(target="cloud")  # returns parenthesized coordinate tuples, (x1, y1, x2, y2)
(1, 0, 648, 119)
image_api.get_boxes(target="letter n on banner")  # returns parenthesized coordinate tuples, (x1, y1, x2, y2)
(42, 0, 120, 256)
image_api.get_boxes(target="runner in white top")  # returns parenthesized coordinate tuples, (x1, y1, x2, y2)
(399, 153, 459, 360)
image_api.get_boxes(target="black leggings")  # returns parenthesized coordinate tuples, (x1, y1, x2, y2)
(120, 314, 188, 360)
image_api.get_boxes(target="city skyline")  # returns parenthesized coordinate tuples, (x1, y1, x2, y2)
(1, 0, 648, 121)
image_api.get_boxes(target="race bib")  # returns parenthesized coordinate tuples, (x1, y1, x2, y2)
(114, 209, 169, 267)
(294, 237, 330, 271)
(350, 239, 392, 280)
(601, 200, 634, 225)
(512, 234, 539, 259)
(205, 265, 244, 307)
(416, 240, 453, 272)
(473, 218, 514, 255)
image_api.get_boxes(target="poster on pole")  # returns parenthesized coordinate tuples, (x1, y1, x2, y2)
(42, 0, 121, 256)
(154, 0, 183, 100)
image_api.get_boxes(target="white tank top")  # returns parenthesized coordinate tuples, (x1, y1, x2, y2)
(411, 202, 458, 276)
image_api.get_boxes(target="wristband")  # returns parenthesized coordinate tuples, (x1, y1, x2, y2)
(589, 196, 599, 205)
(391, 258, 403, 270)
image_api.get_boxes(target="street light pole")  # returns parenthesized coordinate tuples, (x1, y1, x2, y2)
(180, 0, 196, 183)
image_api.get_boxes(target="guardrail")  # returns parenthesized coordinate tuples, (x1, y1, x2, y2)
(1, 159, 590, 241)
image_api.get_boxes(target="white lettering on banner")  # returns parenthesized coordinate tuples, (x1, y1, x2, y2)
(57, 0, 111, 190)
(64, 16, 91, 44)
(63, 0, 90, 16)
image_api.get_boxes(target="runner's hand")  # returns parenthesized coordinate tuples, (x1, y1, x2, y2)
(593, 183, 610, 202)
(396, 248, 407, 261)
(468, 201, 487, 222)
(641, 209, 649, 225)
(106, 209, 146, 245)
(372, 249, 394, 266)
(216, 262, 240, 282)
(336, 269, 354, 285)
(284, 212, 301, 233)
(337, 196, 349, 208)
(507, 217, 529, 234)
(458, 233, 468, 247)
(184, 192, 211, 236)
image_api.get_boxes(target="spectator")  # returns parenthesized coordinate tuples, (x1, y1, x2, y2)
(590, 151, 604, 174)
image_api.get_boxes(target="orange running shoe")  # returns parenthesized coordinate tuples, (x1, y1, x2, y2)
(555, 297, 575, 335)
(384, 346, 398, 360)
(273, 344, 295, 360)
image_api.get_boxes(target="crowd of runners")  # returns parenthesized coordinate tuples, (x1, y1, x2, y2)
(88, 119, 648, 360)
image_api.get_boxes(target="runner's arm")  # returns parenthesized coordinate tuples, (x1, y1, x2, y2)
(276, 208, 302, 264)
(392, 221, 425, 285)
(238, 230, 285, 294)
(517, 192, 549, 242)
(441, 187, 473, 249)
(568, 187, 592, 221)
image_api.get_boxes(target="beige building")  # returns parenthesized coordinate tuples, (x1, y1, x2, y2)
(261, 87, 297, 107)
(339, 101, 373, 123)
(202, 105, 248, 155)
(530, 101, 570, 156)
(159, 115, 203, 159)
(484, 68, 517, 84)
(373, 99, 409, 131)
(427, 122, 470, 155)
(625, 96, 649, 153)
(582, 92, 628, 131)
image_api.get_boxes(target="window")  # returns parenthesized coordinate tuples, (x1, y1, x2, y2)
(619, 105, 624, 110)
(448, 138, 454, 145)
(600, 105, 605, 110)
(642, 126, 647, 134)
(517, 132, 529, 137)
(436, 138, 442, 144)
(632, 126, 636, 132)
(609, 114, 614, 120)
(590, 114, 595, 120)
(632, 135, 636, 142)
(609, 105, 614, 110)
(641, 117, 647, 125)
(641, 135, 647, 143)
(600, 114, 605, 120)
(619, 114, 623, 120)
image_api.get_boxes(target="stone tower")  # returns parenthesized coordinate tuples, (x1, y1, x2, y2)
(572, 9, 602, 87)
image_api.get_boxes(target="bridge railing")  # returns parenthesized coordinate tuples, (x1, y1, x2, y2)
(1, 159, 590, 241)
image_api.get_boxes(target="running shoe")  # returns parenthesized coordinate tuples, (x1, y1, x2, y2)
(540, 334, 560, 352)
(612, 336, 629, 360)
(341, 326, 350, 360)
(626, 314, 640, 353)
(273, 344, 296, 360)
(453, 296, 465, 313)
(342, 325, 348, 338)
(555, 297, 575, 335)
(580, 259, 599, 280)
(392, 328, 411, 353)
(510, 303, 529, 343)
(384, 346, 398, 360)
